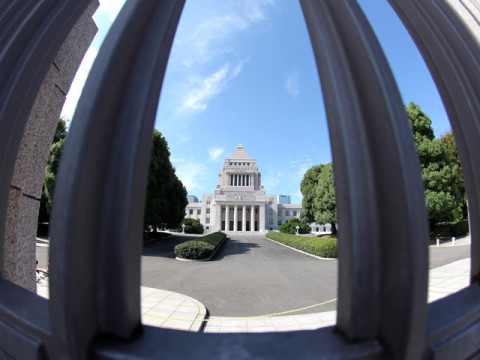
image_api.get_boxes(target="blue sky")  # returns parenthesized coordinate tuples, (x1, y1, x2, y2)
(62, 0, 450, 204)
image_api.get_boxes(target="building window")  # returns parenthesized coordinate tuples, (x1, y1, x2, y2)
(293, 210, 297, 216)
(207, 200, 210, 205)
(197, 209, 201, 215)
(206, 217, 210, 224)
(268, 200, 272, 205)
(278, 221, 282, 225)
(189, 209, 193, 215)
(269, 208, 273, 215)
(206, 208, 210, 214)
(269, 218, 273, 225)
(286, 211, 290, 217)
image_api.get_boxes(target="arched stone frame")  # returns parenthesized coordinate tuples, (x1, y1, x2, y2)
(2, 0, 99, 291)
(0, 0, 479, 358)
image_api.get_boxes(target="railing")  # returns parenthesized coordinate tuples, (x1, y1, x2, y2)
(0, 0, 479, 358)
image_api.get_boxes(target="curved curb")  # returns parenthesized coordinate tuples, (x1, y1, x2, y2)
(263, 235, 337, 261)
(141, 287, 208, 332)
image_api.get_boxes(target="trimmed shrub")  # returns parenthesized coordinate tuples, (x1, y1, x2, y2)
(431, 219, 469, 239)
(279, 217, 310, 234)
(266, 232, 337, 258)
(172, 218, 204, 234)
(174, 232, 226, 260)
(453, 219, 469, 237)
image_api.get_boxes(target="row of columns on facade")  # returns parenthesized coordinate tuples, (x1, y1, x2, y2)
(229, 174, 252, 187)
(224, 204, 258, 231)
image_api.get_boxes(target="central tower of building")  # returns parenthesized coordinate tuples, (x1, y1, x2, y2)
(184, 144, 304, 233)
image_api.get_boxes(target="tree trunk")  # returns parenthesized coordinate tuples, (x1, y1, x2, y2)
(330, 222, 337, 235)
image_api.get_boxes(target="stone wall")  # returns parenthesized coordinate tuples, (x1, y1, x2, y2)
(3, 1, 99, 291)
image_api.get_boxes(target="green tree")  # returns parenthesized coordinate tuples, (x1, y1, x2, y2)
(44, 138, 66, 210)
(173, 218, 204, 234)
(38, 119, 68, 227)
(144, 130, 188, 232)
(439, 130, 466, 219)
(279, 217, 310, 234)
(406, 102, 462, 226)
(300, 162, 337, 235)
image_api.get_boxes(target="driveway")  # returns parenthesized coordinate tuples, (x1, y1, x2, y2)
(141, 234, 338, 317)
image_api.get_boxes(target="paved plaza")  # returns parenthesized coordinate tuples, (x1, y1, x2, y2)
(37, 235, 472, 333)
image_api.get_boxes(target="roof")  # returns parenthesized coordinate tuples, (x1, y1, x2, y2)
(226, 144, 254, 161)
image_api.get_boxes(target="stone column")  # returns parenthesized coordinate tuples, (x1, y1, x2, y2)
(215, 204, 222, 231)
(259, 204, 266, 232)
(225, 205, 230, 231)
(3, 1, 99, 291)
(251, 205, 255, 232)
(233, 205, 238, 231)
(242, 205, 246, 231)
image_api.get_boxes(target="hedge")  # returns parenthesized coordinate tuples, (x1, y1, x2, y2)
(265, 232, 337, 258)
(174, 232, 226, 260)
(431, 219, 469, 239)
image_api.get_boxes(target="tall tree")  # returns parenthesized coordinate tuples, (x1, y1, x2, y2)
(38, 119, 68, 225)
(406, 102, 462, 226)
(144, 130, 188, 231)
(300, 162, 337, 235)
(439, 130, 466, 219)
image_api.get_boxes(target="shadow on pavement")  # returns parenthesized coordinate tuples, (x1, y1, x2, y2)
(212, 239, 261, 261)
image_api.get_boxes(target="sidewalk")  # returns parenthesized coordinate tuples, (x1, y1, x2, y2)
(36, 236, 471, 333)
(36, 257, 471, 333)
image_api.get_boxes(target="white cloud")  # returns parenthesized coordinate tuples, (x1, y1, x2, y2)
(174, 0, 275, 67)
(172, 158, 208, 194)
(285, 70, 300, 98)
(179, 62, 245, 113)
(208, 147, 224, 161)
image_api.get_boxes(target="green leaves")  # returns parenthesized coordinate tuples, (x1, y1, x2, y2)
(144, 130, 188, 231)
(300, 162, 337, 234)
(407, 102, 464, 225)
(279, 217, 310, 234)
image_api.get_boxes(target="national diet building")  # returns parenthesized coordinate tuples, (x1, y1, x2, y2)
(185, 144, 305, 233)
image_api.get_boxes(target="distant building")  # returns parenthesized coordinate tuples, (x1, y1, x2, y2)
(184, 144, 305, 233)
(277, 195, 291, 204)
(187, 195, 199, 203)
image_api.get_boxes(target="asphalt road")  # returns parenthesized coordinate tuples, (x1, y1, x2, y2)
(141, 234, 338, 317)
(36, 234, 471, 317)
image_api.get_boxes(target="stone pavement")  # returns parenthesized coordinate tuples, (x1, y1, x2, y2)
(36, 256, 470, 333)
(36, 236, 471, 333)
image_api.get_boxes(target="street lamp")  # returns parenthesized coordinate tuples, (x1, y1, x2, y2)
(182, 223, 185, 234)
(295, 225, 299, 235)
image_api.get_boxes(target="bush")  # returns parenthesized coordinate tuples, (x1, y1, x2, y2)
(279, 217, 310, 234)
(453, 219, 469, 237)
(174, 232, 226, 260)
(265, 232, 337, 258)
(172, 218, 204, 234)
(431, 219, 469, 239)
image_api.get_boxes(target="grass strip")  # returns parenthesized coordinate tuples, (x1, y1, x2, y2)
(266, 232, 337, 258)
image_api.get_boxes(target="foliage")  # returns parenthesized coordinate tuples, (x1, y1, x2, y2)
(431, 219, 469, 239)
(406, 102, 463, 226)
(300, 162, 337, 235)
(144, 130, 188, 231)
(174, 232, 226, 260)
(439, 130, 466, 219)
(172, 218, 204, 234)
(279, 217, 310, 234)
(266, 232, 337, 258)
(39, 119, 68, 225)
(53, 118, 68, 143)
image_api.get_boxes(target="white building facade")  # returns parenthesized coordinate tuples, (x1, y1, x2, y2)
(184, 145, 304, 233)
